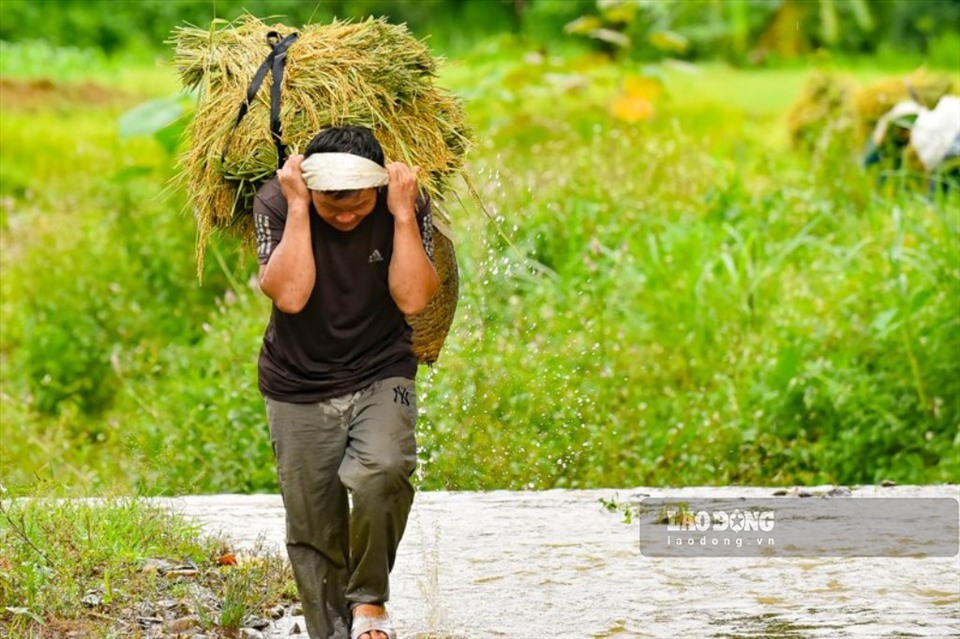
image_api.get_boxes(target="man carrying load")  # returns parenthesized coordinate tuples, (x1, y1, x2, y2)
(254, 125, 439, 639)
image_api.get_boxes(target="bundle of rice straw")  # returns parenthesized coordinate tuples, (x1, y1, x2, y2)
(170, 14, 471, 266)
(170, 15, 471, 363)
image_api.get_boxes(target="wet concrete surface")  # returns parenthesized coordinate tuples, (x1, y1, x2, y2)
(159, 485, 960, 638)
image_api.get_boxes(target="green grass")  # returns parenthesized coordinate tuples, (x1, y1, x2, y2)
(0, 42, 957, 496)
(0, 490, 296, 637)
(0, 39, 181, 94)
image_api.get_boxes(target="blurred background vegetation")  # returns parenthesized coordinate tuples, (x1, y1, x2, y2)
(0, 0, 958, 496)
(0, 0, 958, 63)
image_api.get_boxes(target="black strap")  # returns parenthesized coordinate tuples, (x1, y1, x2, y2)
(221, 31, 299, 169)
(269, 37, 290, 170)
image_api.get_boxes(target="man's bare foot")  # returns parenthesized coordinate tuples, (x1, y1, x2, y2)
(353, 603, 390, 639)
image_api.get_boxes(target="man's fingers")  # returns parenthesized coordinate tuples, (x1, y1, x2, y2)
(387, 163, 409, 186)
(386, 162, 417, 183)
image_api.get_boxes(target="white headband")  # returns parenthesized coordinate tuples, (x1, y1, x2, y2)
(300, 153, 389, 191)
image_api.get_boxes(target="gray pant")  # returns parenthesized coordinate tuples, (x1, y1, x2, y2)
(265, 377, 418, 639)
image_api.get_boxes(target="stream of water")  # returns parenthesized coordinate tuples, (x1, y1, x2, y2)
(161, 485, 960, 638)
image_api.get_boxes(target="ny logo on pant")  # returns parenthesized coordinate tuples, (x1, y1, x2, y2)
(393, 385, 411, 406)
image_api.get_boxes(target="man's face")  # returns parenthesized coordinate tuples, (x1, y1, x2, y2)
(311, 188, 378, 231)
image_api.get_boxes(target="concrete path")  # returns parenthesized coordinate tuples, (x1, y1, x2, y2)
(161, 485, 960, 638)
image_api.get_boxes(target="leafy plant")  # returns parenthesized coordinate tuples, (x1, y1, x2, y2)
(119, 91, 196, 155)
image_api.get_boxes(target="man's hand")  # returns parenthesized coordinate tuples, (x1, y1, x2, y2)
(277, 154, 310, 208)
(386, 162, 419, 222)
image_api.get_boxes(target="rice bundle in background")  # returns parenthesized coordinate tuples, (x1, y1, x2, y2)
(787, 69, 958, 176)
(852, 70, 956, 144)
(170, 15, 471, 363)
(786, 72, 857, 151)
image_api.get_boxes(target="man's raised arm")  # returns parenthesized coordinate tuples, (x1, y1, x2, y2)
(258, 155, 316, 314)
(385, 162, 440, 315)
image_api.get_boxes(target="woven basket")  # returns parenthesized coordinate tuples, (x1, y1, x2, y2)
(408, 226, 457, 364)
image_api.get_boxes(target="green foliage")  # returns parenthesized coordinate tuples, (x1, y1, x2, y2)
(882, 0, 960, 54)
(521, 0, 596, 45)
(3, 0, 958, 64)
(0, 0, 520, 55)
(118, 92, 195, 155)
(925, 29, 960, 70)
(0, 99, 230, 419)
(559, 0, 960, 65)
(115, 287, 277, 495)
(0, 39, 106, 80)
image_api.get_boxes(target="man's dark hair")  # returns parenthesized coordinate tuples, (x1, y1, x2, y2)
(304, 126, 385, 199)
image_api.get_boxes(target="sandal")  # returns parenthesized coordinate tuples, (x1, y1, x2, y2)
(351, 613, 397, 639)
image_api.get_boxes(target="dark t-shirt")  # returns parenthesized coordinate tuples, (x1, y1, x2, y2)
(253, 177, 434, 403)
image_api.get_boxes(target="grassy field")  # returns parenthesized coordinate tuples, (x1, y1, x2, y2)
(0, 41, 958, 498)
(0, 492, 296, 636)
